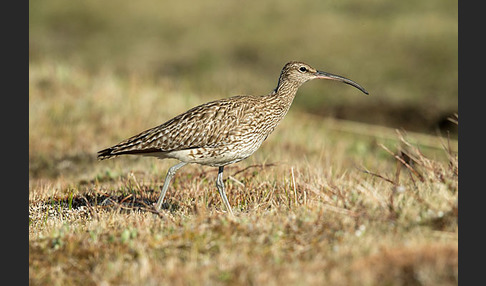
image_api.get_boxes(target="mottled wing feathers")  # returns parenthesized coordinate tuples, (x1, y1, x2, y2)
(97, 96, 257, 160)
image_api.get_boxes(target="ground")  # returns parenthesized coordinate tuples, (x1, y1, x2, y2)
(29, 64, 457, 285)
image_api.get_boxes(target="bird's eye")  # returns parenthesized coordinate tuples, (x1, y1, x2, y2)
(299, 66, 307, 72)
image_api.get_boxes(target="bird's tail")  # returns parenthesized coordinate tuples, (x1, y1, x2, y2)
(97, 147, 117, 160)
(98, 145, 163, 160)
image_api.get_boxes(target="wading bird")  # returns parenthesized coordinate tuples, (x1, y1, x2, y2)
(98, 61, 369, 216)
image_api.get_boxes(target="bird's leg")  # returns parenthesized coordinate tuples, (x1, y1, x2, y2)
(216, 166, 235, 216)
(155, 162, 187, 211)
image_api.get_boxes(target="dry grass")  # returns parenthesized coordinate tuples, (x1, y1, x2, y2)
(29, 1, 458, 283)
(29, 63, 457, 285)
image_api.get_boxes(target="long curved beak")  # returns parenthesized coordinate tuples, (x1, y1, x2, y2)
(315, 70, 369, 95)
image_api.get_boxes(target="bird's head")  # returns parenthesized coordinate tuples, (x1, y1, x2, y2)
(277, 61, 369, 95)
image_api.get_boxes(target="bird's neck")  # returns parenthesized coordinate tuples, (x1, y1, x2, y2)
(272, 79, 300, 108)
(262, 79, 300, 121)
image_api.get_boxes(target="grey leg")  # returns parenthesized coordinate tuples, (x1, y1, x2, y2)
(216, 166, 235, 216)
(155, 162, 187, 211)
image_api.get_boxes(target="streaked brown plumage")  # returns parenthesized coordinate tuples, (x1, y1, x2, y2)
(98, 61, 369, 215)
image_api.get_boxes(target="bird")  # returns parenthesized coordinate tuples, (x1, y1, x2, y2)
(97, 61, 369, 216)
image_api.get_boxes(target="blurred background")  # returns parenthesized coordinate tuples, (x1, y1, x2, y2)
(29, 0, 458, 156)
